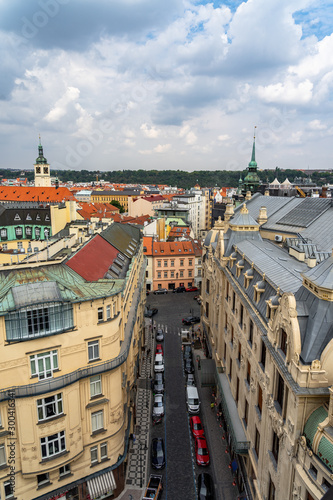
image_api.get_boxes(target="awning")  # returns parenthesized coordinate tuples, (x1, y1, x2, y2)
(87, 471, 116, 499)
(217, 371, 250, 454)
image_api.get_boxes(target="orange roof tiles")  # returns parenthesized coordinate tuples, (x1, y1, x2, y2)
(0, 186, 75, 203)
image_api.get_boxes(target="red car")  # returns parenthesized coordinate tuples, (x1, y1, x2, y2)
(190, 416, 204, 438)
(195, 437, 210, 466)
(155, 344, 163, 355)
(186, 286, 199, 292)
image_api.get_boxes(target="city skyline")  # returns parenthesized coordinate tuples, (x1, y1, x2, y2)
(0, 0, 333, 172)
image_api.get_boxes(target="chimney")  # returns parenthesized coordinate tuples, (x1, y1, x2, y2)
(264, 189, 269, 196)
(258, 206, 267, 225)
(224, 203, 234, 222)
(245, 191, 252, 201)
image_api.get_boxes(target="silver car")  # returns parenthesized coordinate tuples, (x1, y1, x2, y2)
(152, 394, 164, 418)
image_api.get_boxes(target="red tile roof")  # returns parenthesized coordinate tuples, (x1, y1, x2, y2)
(65, 234, 119, 281)
(0, 186, 75, 202)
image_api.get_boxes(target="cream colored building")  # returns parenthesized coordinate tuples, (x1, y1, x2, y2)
(0, 223, 145, 500)
(201, 194, 333, 500)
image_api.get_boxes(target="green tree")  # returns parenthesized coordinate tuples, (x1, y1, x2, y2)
(110, 200, 125, 213)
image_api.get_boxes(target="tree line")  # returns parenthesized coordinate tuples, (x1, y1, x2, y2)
(1, 168, 332, 189)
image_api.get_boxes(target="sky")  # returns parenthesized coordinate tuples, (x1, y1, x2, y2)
(0, 0, 333, 174)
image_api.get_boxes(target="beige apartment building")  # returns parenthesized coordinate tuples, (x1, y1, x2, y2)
(0, 223, 145, 500)
(201, 194, 333, 500)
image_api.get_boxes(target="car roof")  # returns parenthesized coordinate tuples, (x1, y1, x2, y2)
(191, 415, 201, 422)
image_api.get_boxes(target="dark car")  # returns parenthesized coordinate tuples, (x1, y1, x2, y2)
(144, 307, 158, 318)
(182, 316, 200, 325)
(154, 288, 168, 295)
(151, 437, 165, 469)
(152, 378, 165, 394)
(173, 286, 186, 293)
(197, 472, 215, 500)
(184, 359, 194, 374)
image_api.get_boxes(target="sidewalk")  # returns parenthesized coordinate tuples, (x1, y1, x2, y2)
(117, 319, 153, 500)
(193, 332, 240, 500)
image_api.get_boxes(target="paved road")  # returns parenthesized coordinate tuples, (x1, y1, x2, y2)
(147, 291, 208, 500)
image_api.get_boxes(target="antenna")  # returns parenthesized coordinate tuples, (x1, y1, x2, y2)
(254, 125, 257, 139)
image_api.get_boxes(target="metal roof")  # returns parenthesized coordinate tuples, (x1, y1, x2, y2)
(12, 282, 63, 307)
(302, 255, 333, 289)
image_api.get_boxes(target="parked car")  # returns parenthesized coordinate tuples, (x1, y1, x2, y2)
(190, 416, 205, 438)
(197, 472, 215, 500)
(155, 343, 163, 355)
(184, 358, 194, 374)
(182, 316, 200, 325)
(195, 437, 210, 466)
(173, 286, 186, 293)
(186, 374, 196, 387)
(152, 394, 164, 418)
(145, 307, 158, 318)
(151, 438, 165, 469)
(152, 372, 165, 394)
(156, 329, 164, 342)
(154, 353, 164, 373)
(183, 344, 192, 361)
(186, 286, 199, 292)
(154, 288, 168, 295)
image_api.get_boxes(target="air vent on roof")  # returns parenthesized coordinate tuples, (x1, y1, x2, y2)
(118, 253, 125, 261)
(110, 265, 120, 276)
(114, 259, 124, 268)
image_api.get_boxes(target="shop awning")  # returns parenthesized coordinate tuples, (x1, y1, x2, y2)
(217, 371, 250, 454)
(87, 470, 116, 499)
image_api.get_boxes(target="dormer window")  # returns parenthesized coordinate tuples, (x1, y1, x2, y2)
(253, 281, 265, 302)
(229, 252, 237, 269)
(266, 295, 279, 320)
(236, 259, 244, 278)
(244, 269, 253, 289)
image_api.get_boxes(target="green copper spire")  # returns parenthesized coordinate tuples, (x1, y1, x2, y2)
(242, 127, 260, 195)
(36, 135, 48, 164)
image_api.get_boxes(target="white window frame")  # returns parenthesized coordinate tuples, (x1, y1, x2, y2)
(113, 302, 116, 316)
(98, 307, 104, 322)
(37, 393, 63, 421)
(37, 472, 50, 486)
(91, 446, 98, 465)
(88, 340, 100, 362)
(106, 305, 111, 320)
(40, 431, 66, 459)
(91, 410, 104, 433)
(30, 350, 58, 380)
(90, 375, 102, 398)
(0, 443, 6, 466)
(4, 480, 14, 499)
(100, 442, 108, 460)
(59, 464, 71, 477)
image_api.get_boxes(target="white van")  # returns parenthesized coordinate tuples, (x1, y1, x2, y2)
(154, 353, 164, 373)
(186, 386, 200, 414)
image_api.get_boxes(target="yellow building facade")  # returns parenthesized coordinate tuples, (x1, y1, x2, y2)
(0, 225, 145, 500)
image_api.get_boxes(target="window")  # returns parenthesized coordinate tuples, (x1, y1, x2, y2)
(261, 341, 266, 369)
(171, 271, 174, 278)
(91, 410, 104, 433)
(249, 320, 253, 345)
(59, 464, 71, 477)
(171, 260, 174, 267)
(113, 302, 116, 316)
(100, 442, 108, 460)
(2, 243, 7, 250)
(244, 399, 249, 426)
(188, 270, 192, 277)
(98, 307, 103, 322)
(0, 228, 8, 240)
(41, 431, 66, 459)
(189, 259, 193, 266)
(88, 340, 100, 361)
(37, 393, 63, 421)
(164, 272, 167, 278)
(238, 342, 241, 363)
(229, 358, 233, 380)
(4, 480, 14, 499)
(157, 272, 161, 278)
(268, 478, 275, 500)
(231, 326, 234, 345)
(258, 385, 263, 414)
(37, 473, 50, 486)
(223, 342, 226, 361)
(205, 302, 209, 319)
(17, 241, 23, 249)
(164, 260, 168, 267)
(226, 281, 229, 300)
(198, 269, 201, 277)
(280, 328, 287, 356)
(247, 361, 251, 385)
(25, 226, 32, 237)
(255, 428, 260, 459)
(180, 259, 184, 266)
(236, 377, 239, 403)
(272, 432, 280, 464)
(90, 375, 102, 398)
(206, 279, 210, 294)
(91, 446, 98, 465)
(240, 304, 244, 326)
(232, 292, 236, 311)
(157, 260, 161, 267)
(0, 444, 6, 466)
(106, 305, 111, 320)
(180, 271, 184, 277)
(30, 350, 58, 380)
(5, 302, 74, 341)
(275, 372, 284, 411)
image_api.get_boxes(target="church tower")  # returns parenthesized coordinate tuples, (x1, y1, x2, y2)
(241, 128, 261, 196)
(34, 136, 51, 187)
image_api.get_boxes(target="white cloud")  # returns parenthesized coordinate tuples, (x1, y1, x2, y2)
(154, 144, 171, 153)
(140, 123, 160, 138)
(257, 80, 313, 104)
(218, 134, 230, 141)
(44, 87, 80, 123)
(307, 119, 327, 130)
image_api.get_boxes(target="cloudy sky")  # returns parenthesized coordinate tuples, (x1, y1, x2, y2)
(0, 0, 333, 173)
